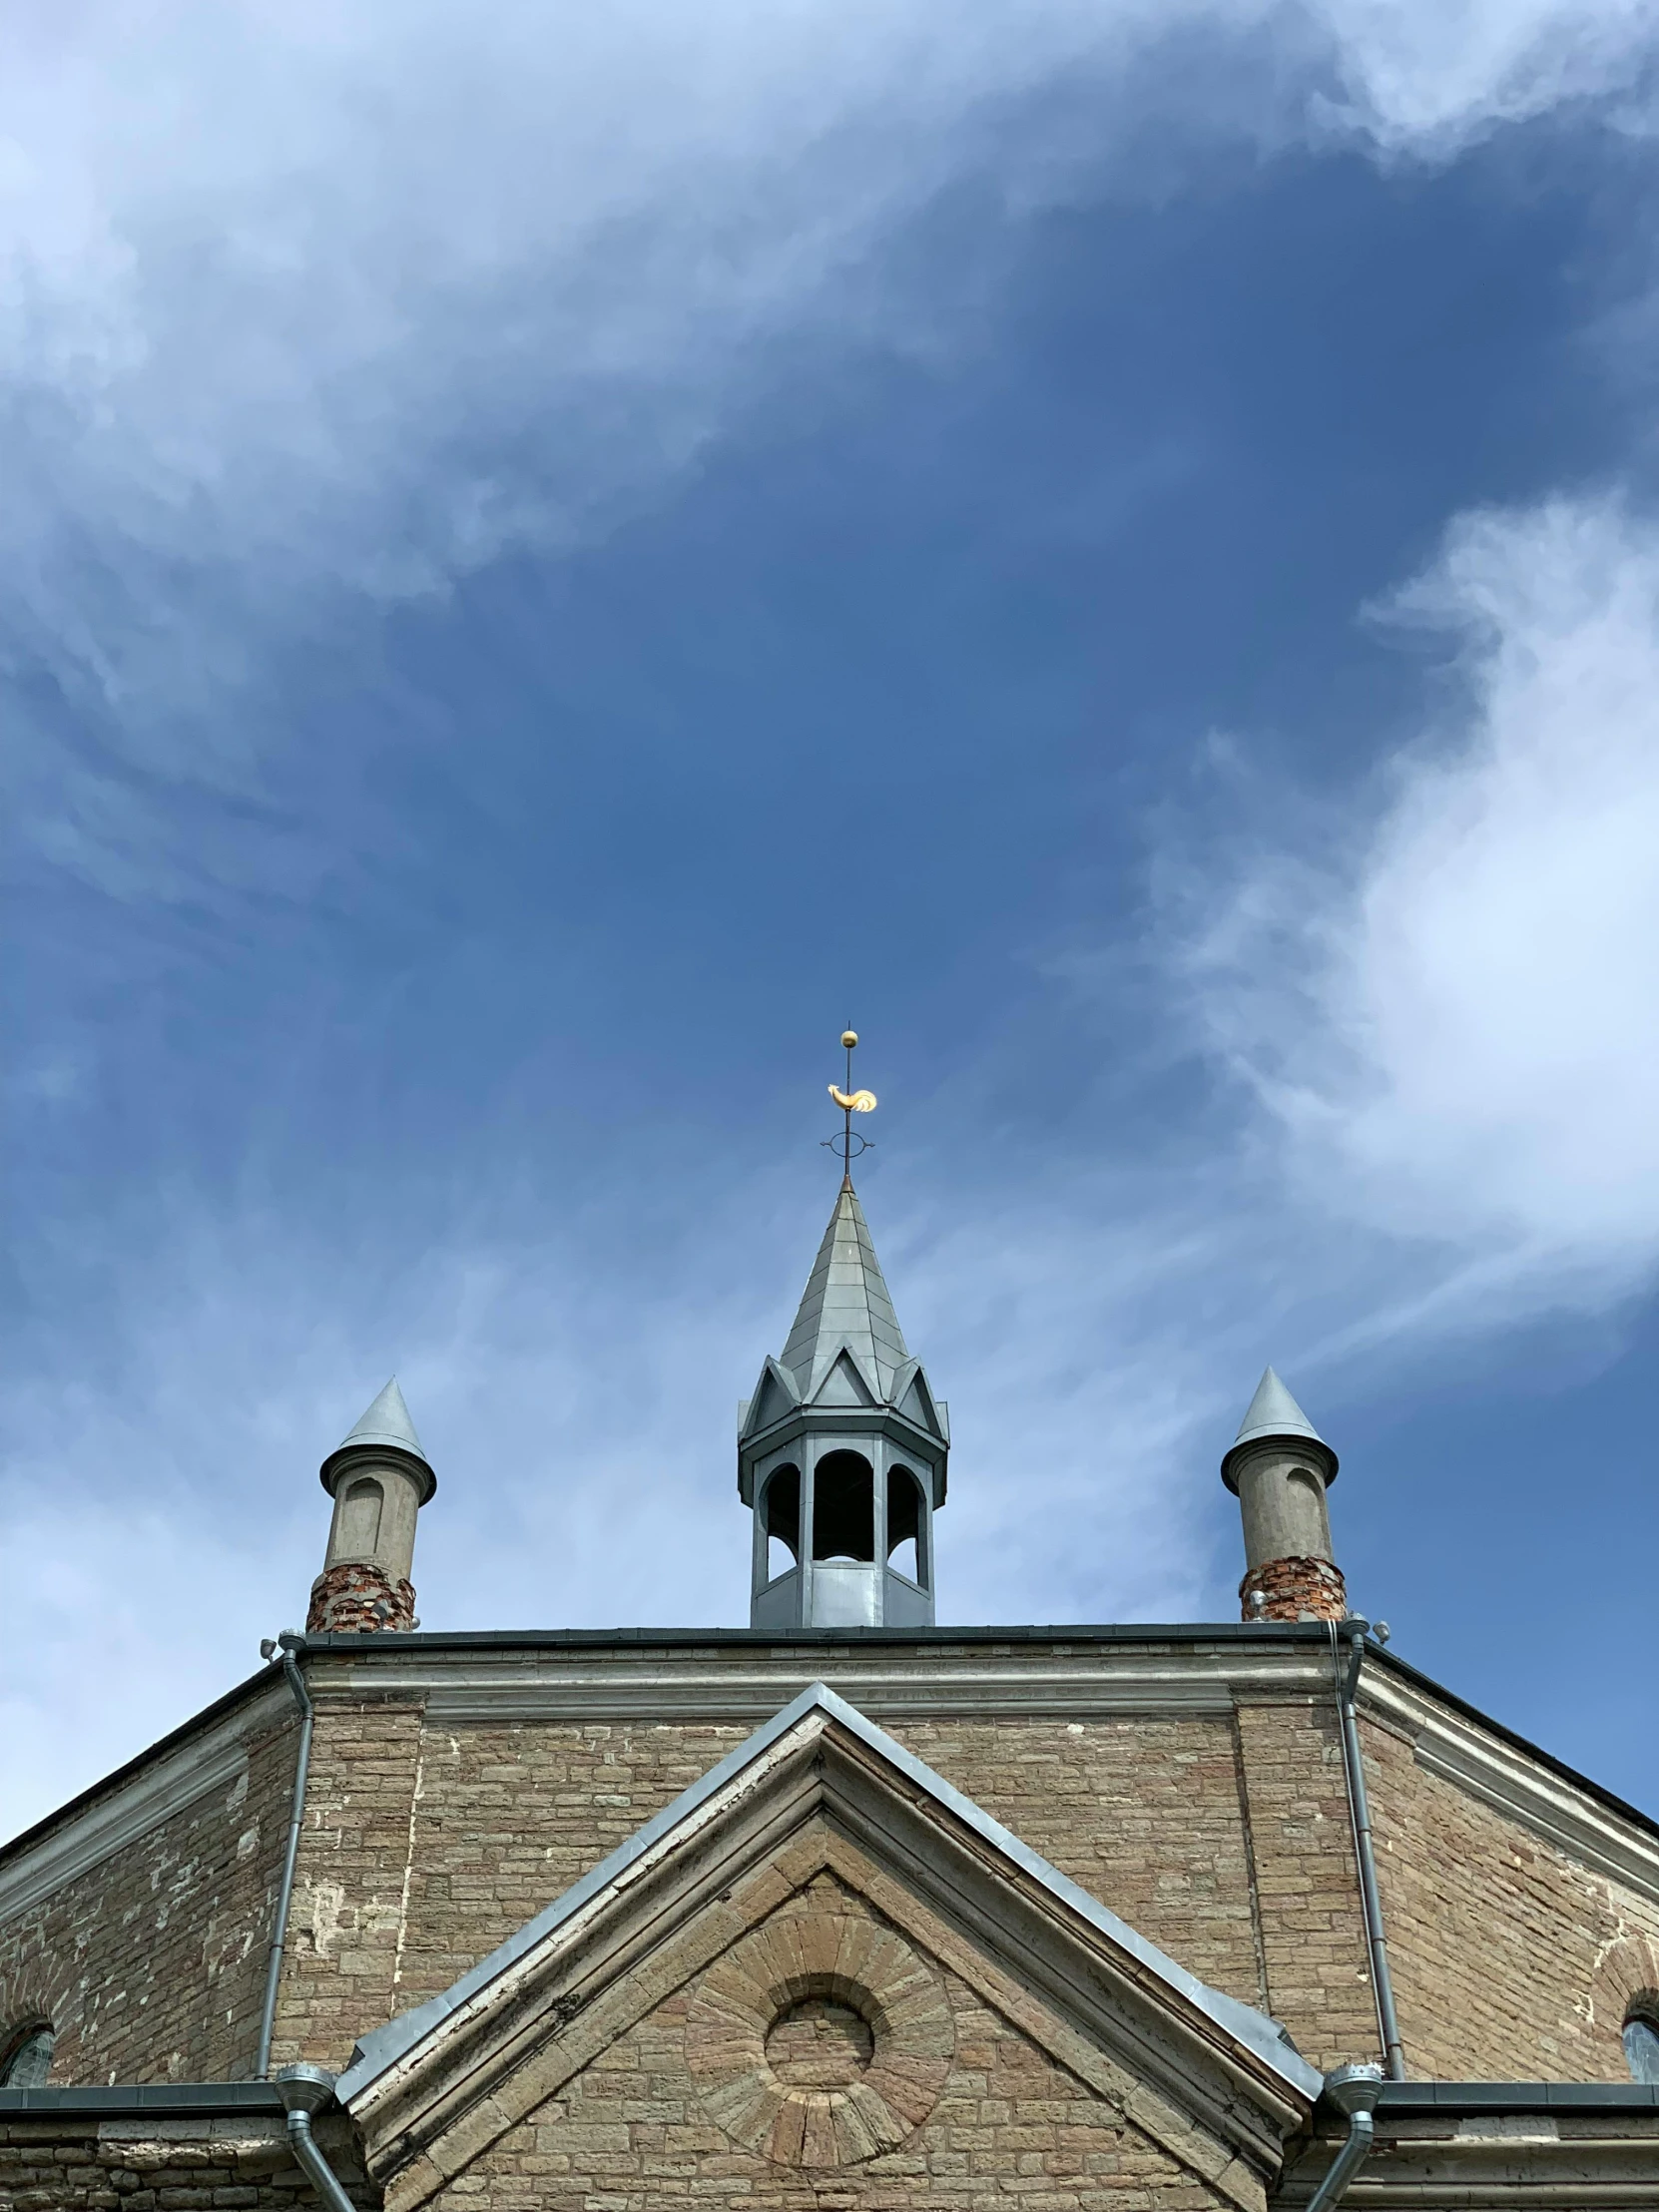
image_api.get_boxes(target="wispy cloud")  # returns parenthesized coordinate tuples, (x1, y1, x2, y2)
(8, 7, 1659, 1841)
(1181, 492, 1659, 1325)
(5, 0, 1656, 893)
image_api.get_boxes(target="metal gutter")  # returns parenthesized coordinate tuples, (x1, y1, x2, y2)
(256, 1635, 315, 2077)
(1376, 2082, 1659, 2113)
(0, 2082, 284, 2116)
(303, 1622, 1350, 1648)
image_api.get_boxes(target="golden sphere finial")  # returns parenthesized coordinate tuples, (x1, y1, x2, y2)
(840, 1029, 858, 1049)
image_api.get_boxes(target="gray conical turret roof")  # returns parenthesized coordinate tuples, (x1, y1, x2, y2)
(320, 1377, 436, 1496)
(779, 1178, 910, 1401)
(1222, 1367, 1337, 1488)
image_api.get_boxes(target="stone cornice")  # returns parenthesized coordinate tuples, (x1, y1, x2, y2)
(314, 1634, 1329, 1722)
(1278, 2094, 1659, 2210)
(5, 1627, 1656, 1947)
(1359, 1665, 1659, 1902)
(0, 1678, 291, 1925)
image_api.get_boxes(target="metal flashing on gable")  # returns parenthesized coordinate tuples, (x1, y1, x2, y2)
(336, 1680, 1323, 2107)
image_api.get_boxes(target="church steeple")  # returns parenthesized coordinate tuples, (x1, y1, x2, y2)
(739, 1037, 948, 1630)
(778, 1177, 911, 1403)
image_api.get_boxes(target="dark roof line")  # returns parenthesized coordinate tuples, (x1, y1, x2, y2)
(0, 1663, 283, 1875)
(0, 2076, 1652, 2122)
(0, 1624, 1653, 1874)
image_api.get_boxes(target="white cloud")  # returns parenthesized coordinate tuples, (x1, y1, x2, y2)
(1314, 0, 1658, 150)
(3, 0, 1655, 878)
(1187, 493, 1659, 1317)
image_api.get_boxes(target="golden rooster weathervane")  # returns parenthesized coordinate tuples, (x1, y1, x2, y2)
(826, 1027, 876, 1182)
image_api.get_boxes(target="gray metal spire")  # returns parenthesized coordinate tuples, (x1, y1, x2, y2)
(1223, 1367, 1337, 1487)
(322, 1378, 432, 1482)
(778, 1178, 910, 1402)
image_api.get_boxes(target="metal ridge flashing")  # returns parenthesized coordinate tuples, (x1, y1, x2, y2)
(0, 2082, 286, 2115)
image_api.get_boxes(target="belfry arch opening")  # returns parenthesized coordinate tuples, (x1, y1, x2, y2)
(762, 1465, 801, 1582)
(812, 1450, 874, 1563)
(886, 1463, 925, 1586)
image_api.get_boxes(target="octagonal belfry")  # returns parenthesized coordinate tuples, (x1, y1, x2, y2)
(738, 1176, 948, 1630)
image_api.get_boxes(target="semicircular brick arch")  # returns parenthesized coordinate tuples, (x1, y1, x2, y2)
(686, 1910, 953, 2167)
(1588, 1934, 1659, 2068)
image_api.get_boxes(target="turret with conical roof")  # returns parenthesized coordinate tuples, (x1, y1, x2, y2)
(1222, 1367, 1345, 1623)
(740, 1176, 947, 1631)
(307, 1378, 436, 1634)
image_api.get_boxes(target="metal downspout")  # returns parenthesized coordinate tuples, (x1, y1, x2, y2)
(257, 1632, 314, 2078)
(275, 2064, 357, 2212)
(1331, 1619, 1405, 2079)
(1304, 2064, 1383, 2212)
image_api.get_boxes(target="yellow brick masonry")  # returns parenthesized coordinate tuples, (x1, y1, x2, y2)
(0, 2112, 371, 2212)
(266, 1684, 1659, 2085)
(1361, 1710, 1659, 2081)
(0, 1714, 299, 2086)
(13, 1643, 1654, 2095)
(269, 1699, 428, 2074)
(1229, 1702, 1378, 2068)
(274, 1697, 1378, 2074)
(275, 1709, 1291, 2069)
(437, 1892, 1234, 2212)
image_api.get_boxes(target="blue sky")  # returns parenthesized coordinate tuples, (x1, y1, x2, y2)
(5, 0, 1659, 1838)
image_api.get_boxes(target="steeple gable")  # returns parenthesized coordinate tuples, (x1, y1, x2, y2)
(739, 1106, 947, 1632)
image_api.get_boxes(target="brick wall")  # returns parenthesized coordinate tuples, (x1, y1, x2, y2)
(0, 2110, 372, 2211)
(268, 1698, 429, 2073)
(1364, 1713, 1659, 2082)
(6, 1641, 1658, 2097)
(267, 1680, 1659, 2085)
(0, 1717, 298, 2087)
(1231, 1700, 1379, 2070)
(271, 1706, 1313, 2070)
(879, 1716, 1268, 2013)
(435, 1925, 1232, 2212)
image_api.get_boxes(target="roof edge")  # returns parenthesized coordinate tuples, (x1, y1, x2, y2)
(1375, 2081, 1659, 2112)
(0, 1663, 284, 1870)
(0, 2082, 285, 2117)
